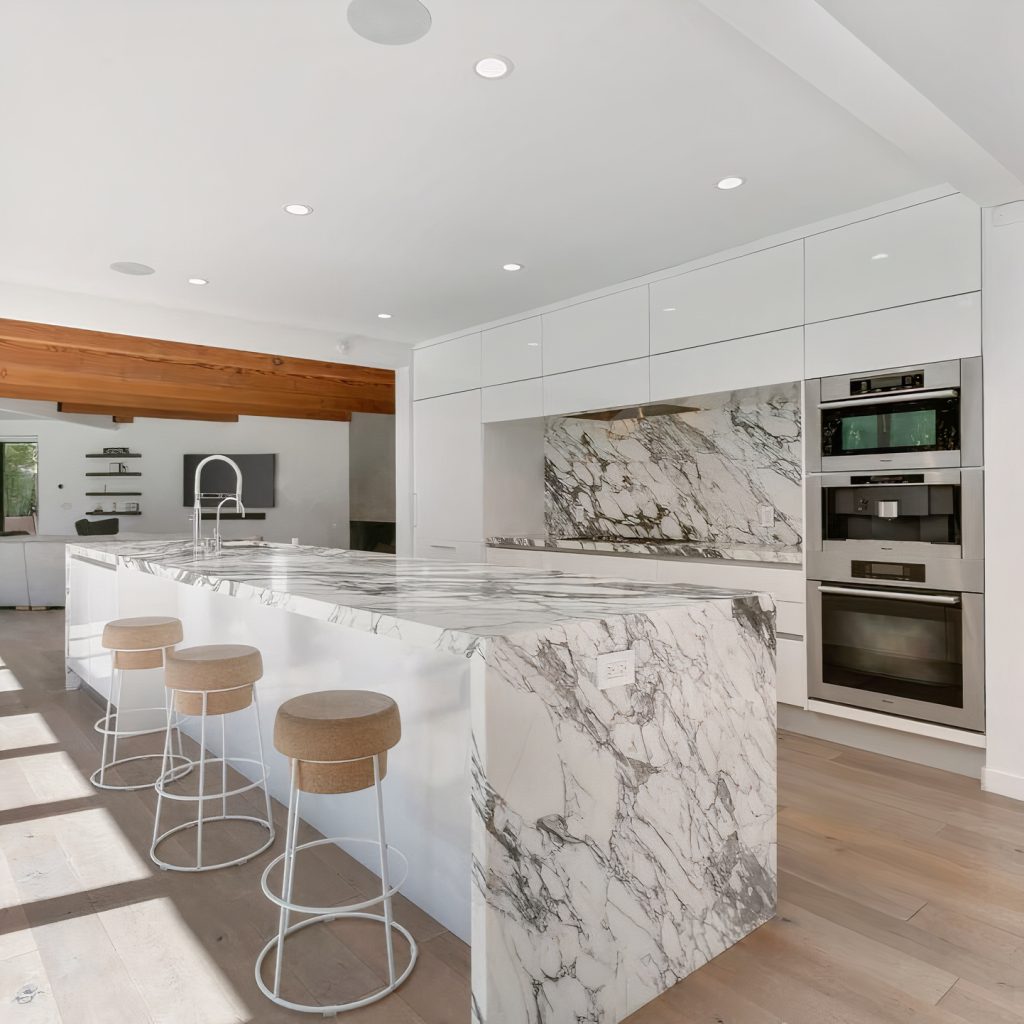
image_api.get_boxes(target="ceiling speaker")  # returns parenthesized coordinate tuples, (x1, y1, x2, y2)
(347, 0, 432, 45)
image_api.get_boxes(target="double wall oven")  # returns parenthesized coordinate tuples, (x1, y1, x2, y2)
(805, 358, 984, 732)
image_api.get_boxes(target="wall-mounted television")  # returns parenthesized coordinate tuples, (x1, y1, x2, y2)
(183, 454, 277, 508)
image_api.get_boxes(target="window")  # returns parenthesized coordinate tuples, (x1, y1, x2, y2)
(1, 440, 39, 531)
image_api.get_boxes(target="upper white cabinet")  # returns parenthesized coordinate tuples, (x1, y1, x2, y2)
(650, 242, 803, 354)
(804, 293, 980, 379)
(413, 333, 482, 400)
(542, 358, 649, 417)
(482, 318, 543, 386)
(805, 194, 980, 323)
(413, 389, 483, 543)
(482, 378, 544, 423)
(541, 286, 648, 375)
(649, 328, 803, 403)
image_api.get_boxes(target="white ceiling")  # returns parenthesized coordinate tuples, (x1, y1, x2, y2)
(0, 0, 1000, 348)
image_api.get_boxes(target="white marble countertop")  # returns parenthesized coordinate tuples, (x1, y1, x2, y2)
(68, 539, 767, 653)
(486, 535, 803, 565)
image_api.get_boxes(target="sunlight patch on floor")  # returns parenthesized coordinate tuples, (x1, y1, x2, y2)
(0, 712, 58, 751)
(99, 897, 252, 1024)
(0, 665, 23, 692)
(0, 806, 151, 909)
(0, 750, 93, 812)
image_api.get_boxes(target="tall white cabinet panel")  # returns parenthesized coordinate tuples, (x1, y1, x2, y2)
(804, 293, 980, 379)
(649, 327, 803, 402)
(413, 390, 483, 547)
(413, 334, 482, 400)
(482, 318, 543, 386)
(542, 358, 650, 417)
(805, 194, 980, 323)
(650, 242, 803, 354)
(481, 379, 544, 423)
(541, 286, 649, 375)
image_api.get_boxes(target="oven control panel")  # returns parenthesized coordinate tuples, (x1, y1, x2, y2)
(851, 559, 926, 582)
(850, 371, 924, 395)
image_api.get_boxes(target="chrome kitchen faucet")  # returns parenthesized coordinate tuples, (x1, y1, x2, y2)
(192, 454, 246, 554)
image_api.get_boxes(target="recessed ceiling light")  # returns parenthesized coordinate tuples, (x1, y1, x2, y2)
(110, 261, 155, 276)
(663, 307, 677, 312)
(475, 56, 513, 79)
(187, 277, 209, 286)
(716, 176, 745, 190)
(872, 252, 889, 260)
(503, 263, 523, 272)
(284, 203, 313, 216)
(377, 312, 392, 319)
(527, 342, 539, 347)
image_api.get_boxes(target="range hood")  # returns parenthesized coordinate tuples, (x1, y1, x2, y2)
(568, 401, 699, 422)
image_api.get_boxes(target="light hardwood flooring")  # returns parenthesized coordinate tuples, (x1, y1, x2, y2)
(1, 610, 1023, 1023)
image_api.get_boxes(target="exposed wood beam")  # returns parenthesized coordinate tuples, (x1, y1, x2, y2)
(58, 403, 248, 423)
(0, 319, 394, 420)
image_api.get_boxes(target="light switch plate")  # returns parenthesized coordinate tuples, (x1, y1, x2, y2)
(597, 649, 635, 690)
(759, 504, 775, 528)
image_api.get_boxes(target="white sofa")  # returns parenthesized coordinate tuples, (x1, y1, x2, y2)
(0, 533, 184, 607)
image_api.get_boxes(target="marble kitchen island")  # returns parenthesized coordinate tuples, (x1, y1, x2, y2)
(65, 540, 777, 1023)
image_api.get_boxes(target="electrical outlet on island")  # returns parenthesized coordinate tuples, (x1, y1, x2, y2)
(597, 649, 636, 690)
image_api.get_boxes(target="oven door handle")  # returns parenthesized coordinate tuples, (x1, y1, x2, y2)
(817, 584, 961, 606)
(818, 387, 959, 410)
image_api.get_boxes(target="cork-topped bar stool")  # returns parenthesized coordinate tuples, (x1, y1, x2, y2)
(255, 690, 417, 1015)
(93, 616, 190, 791)
(151, 644, 275, 873)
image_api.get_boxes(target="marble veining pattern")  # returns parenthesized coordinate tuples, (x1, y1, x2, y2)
(545, 383, 801, 550)
(487, 535, 803, 565)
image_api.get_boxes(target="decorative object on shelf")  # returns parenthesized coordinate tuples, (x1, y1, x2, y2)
(86, 452, 141, 458)
(102, 447, 131, 456)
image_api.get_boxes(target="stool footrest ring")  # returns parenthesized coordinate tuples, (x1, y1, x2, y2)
(260, 836, 410, 916)
(155, 756, 267, 802)
(94, 707, 177, 739)
(90, 753, 192, 792)
(151, 814, 275, 873)
(254, 912, 417, 1015)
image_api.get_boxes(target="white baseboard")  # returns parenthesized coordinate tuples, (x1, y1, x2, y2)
(981, 766, 1024, 802)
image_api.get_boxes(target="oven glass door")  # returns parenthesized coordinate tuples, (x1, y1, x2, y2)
(821, 393, 960, 460)
(820, 585, 964, 710)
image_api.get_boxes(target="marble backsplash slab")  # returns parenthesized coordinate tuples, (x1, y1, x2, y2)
(544, 382, 802, 549)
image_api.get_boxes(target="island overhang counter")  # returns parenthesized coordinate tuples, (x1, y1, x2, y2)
(65, 540, 777, 1023)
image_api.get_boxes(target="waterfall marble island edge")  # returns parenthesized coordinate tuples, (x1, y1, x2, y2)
(65, 540, 777, 1023)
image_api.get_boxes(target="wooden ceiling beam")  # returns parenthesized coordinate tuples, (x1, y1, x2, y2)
(0, 318, 395, 419)
(58, 403, 248, 423)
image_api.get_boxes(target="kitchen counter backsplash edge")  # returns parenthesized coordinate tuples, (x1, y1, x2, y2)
(487, 536, 803, 566)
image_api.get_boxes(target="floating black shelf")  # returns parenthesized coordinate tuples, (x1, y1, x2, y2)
(86, 510, 143, 516)
(86, 492, 142, 497)
(198, 512, 266, 521)
(86, 472, 142, 477)
(86, 453, 141, 458)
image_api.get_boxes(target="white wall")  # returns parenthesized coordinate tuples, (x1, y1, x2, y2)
(349, 413, 396, 523)
(981, 202, 1024, 801)
(0, 415, 350, 547)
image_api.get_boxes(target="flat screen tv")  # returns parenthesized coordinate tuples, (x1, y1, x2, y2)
(183, 454, 277, 509)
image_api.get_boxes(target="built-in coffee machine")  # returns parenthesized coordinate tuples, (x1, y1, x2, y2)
(805, 358, 985, 733)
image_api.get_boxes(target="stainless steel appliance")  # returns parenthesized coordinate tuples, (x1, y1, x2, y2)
(806, 467, 984, 592)
(807, 580, 984, 731)
(806, 357, 982, 472)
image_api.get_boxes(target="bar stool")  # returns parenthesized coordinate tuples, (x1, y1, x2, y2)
(151, 644, 275, 873)
(92, 616, 189, 791)
(255, 690, 417, 1015)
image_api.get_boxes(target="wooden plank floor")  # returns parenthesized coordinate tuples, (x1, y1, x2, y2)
(2, 610, 1023, 1022)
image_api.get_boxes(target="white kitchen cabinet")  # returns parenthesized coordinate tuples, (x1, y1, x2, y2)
(481, 378, 544, 422)
(543, 358, 650, 416)
(650, 242, 803, 354)
(776, 600, 805, 638)
(413, 334, 482, 400)
(804, 292, 980, 379)
(777, 637, 807, 708)
(805, 194, 980, 323)
(655, 558, 805, 603)
(413, 390, 483, 544)
(415, 539, 486, 563)
(649, 327, 803, 402)
(482, 318, 543, 386)
(541, 551, 659, 581)
(541, 286, 649, 375)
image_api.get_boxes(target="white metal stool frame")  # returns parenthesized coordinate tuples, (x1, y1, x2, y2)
(254, 752, 418, 1015)
(91, 642, 191, 792)
(150, 681, 275, 873)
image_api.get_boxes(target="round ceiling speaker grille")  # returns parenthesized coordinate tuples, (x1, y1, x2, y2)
(347, 0, 431, 45)
(109, 261, 155, 276)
